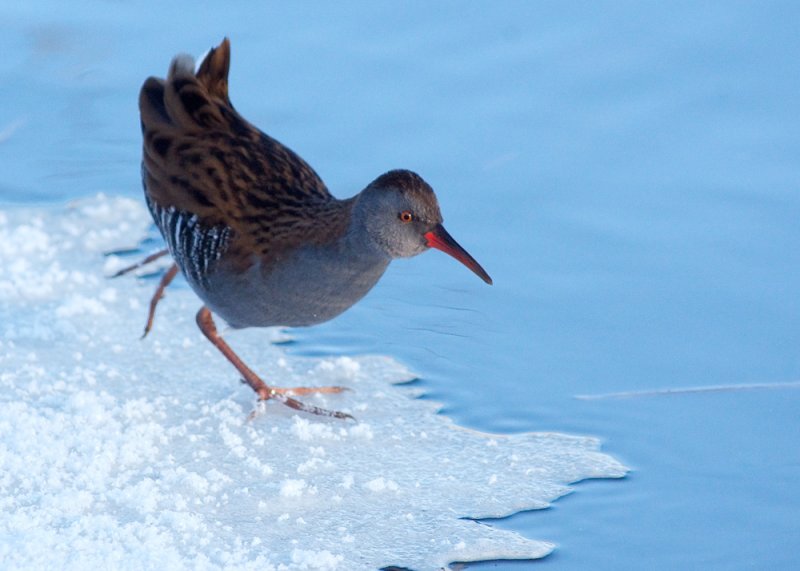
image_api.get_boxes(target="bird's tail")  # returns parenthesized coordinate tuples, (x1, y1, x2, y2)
(139, 38, 233, 132)
(196, 38, 231, 104)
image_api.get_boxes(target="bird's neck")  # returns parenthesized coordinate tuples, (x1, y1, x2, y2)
(341, 192, 391, 263)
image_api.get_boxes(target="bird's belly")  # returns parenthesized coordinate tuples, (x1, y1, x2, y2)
(188, 247, 388, 329)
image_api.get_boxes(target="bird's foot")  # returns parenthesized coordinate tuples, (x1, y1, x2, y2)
(197, 307, 354, 421)
(252, 386, 354, 421)
(271, 385, 350, 396)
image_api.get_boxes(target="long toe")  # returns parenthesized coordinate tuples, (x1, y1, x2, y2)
(273, 392, 355, 421)
(272, 385, 351, 396)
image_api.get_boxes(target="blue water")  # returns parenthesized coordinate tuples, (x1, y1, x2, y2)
(3, 2, 799, 568)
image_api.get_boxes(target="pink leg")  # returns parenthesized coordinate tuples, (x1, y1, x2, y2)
(141, 263, 179, 338)
(195, 307, 353, 420)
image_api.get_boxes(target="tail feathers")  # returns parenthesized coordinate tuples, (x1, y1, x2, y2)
(139, 77, 169, 129)
(168, 53, 197, 79)
(139, 38, 232, 132)
(196, 37, 231, 104)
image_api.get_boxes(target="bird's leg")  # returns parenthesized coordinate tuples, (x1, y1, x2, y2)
(111, 248, 170, 277)
(195, 307, 353, 420)
(141, 263, 179, 339)
(109, 248, 176, 337)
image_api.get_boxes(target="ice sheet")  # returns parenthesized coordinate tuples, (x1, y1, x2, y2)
(0, 196, 626, 570)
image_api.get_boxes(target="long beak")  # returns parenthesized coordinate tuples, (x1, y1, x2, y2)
(424, 224, 493, 285)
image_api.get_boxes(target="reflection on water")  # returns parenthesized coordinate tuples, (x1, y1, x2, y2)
(2, 1, 800, 568)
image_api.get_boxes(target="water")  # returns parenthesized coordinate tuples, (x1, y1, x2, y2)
(2, 1, 799, 568)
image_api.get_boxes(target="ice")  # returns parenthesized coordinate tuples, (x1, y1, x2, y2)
(0, 196, 626, 570)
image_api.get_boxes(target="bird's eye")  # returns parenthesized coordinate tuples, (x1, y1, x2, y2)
(399, 210, 414, 223)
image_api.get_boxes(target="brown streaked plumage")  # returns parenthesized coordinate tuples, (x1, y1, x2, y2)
(129, 38, 492, 420)
(140, 39, 349, 274)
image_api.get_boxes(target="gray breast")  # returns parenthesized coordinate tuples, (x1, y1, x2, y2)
(201, 243, 389, 329)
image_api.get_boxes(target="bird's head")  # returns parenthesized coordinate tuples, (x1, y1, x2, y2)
(355, 169, 492, 285)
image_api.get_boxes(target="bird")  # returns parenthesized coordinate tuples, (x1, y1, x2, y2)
(128, 38, 492, 419)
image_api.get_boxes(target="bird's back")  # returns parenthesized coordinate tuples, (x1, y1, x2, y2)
(139, 38, 351, 285)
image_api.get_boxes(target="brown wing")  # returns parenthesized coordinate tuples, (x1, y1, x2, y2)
(139, 38, 348, 271)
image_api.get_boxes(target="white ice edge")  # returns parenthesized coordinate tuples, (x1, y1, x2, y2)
(0, 195, 627, 570)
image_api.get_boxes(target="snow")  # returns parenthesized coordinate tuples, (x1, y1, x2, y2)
(0, 196, 627, 570)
